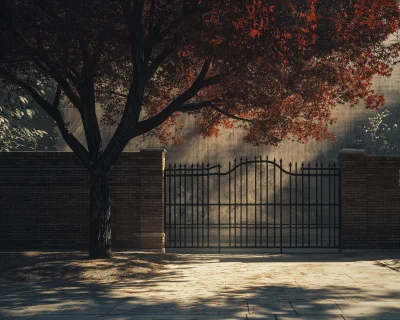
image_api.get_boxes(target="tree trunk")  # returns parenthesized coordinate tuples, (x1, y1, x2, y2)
(89, 171, 112, 259)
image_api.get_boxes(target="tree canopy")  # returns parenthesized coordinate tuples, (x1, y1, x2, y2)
(1, 0, 399, 159)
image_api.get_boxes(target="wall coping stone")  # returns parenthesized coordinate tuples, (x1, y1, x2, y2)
(339, 149, 366, 154)
(140, 148, 167, 153)
(132, 233, 165, 238)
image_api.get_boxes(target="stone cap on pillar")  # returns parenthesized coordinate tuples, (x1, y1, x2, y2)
(339, 149, 366, 155)
(139, 148, 167, 153)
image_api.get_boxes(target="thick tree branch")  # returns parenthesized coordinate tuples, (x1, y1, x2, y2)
(146, 35, 179, 82)
(82, 32, 108, 78)
(203, 66, 239, 87)
(132, 60, 211, 137)
(176, 99, 218, 112)
(0, 70, 91, 169)
(99, 0, 147, 171)
(177, 99, 257, 124)
(77, 75, 103, 160)
(53, 85, 62, 109)
(34, 33, 82, 109)
(211, 105, 256, 124)
(96, 90, 128, 98)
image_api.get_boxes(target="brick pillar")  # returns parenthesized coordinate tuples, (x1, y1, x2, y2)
(133, 148, 167, 252)
(339, 149, 367, 248)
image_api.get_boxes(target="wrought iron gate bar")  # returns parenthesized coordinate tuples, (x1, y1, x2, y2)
(164, 173, 338, 177)
(165, 203, 338, 206)
(164, 157, 341, 250)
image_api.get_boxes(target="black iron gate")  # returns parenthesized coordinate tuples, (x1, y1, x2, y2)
(164, 157, 341, 251)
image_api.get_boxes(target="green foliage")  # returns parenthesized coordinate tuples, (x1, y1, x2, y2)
(360, 108, 400, 155)
(0, 92, 58, 151)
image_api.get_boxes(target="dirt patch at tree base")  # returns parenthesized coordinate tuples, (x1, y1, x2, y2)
(0, 251, 179, 283)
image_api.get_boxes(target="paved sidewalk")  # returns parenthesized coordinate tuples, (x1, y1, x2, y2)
(1, 250, 400, 319)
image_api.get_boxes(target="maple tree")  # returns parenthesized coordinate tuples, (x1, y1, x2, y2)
(0, 0, 399, 258)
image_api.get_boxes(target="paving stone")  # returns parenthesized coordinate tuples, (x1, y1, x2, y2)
(290, 301, 343, 315)
(247, 302, 296, 314)
(336, 301, 400, 316)
(276, 316, 344, 320)
(343, 316, 400, 320)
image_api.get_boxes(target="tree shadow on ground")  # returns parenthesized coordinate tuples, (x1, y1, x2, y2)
(1, 251, 400, 319)
(0, 251, 180, 282)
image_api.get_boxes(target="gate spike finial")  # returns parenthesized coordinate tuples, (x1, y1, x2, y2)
(174, 163, 176, 168)
(240, 157, 243, 163)
(289, 162, 292, 167)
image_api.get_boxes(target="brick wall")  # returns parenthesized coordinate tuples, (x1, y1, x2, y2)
(0, 149, 166, 250)
(340, 149, 400, 248)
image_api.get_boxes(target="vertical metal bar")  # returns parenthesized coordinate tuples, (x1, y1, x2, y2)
(246, 157, 249, 247)
(308, 162, 311, 247)
(260, 155, 263, 247)
(197, 163, 199, 247)
(201, 162, 204, 247)
(289, 162, 292, 247)
(338, 167, 342, 252)
(320, 162, 323, 247)
(333, 162, 336, 247)
(266, 156, 269, 247)
(191, 164, 194, 247)
(184, 164, 187, 247)
(255, 156, 257, 247)
(164, 165, 167, 246)
(174, 164, 177, 247)
(302, 162, 305, 247)
(316, 162, 319, 247)
(240, 157, 243, 247)
(328, 162, 331, 248)
(280, 159, 283, 254)
(273, 158, 276, 248)
(229, 161, 231, 247)
(234, 158, 237, 247)
(207, 163, 210, 247)
(295, 162, 298, 248)
(179, 164, 182, 247)
(218, 165, 221, 253)
(168, 164, 172, 247)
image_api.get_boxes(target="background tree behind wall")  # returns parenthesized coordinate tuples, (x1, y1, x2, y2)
(359, 107, 400, 155)
(0, 0, 399, 258)
(0, 86, 58, 151)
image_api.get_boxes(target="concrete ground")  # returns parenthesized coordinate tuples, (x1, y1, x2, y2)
(1, 250, 400, 320)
